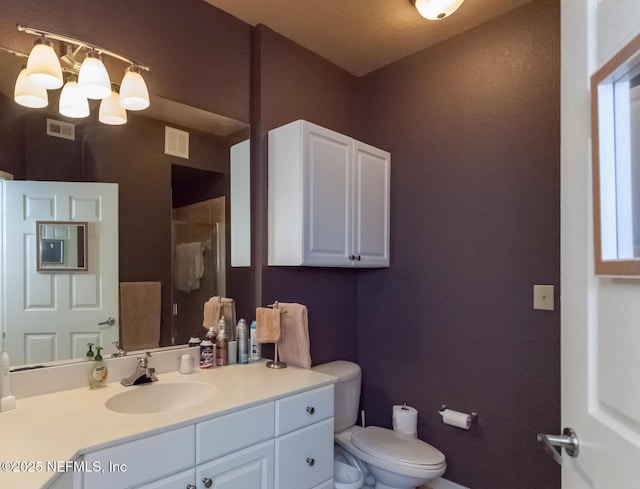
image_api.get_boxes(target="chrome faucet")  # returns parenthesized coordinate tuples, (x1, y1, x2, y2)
(111, 341, 127, 358)
(121, 352, 158, 386)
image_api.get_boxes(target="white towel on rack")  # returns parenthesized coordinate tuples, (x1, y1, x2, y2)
(174, 242, 205, 292)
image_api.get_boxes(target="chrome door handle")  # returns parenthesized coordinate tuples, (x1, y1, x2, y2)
(98, 317, 115, 326)
(537, 427, 579, 465)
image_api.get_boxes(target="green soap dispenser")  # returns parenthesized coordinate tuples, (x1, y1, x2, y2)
(86, 343, 95, 360)
(89, 346, 107, 389)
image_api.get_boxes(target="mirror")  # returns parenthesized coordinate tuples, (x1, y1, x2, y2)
(36, 221, 88, 272)
(591, 32, 640, 275)
(0, 48, 250, 367)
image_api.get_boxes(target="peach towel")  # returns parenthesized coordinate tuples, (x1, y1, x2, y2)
(203, 296, 236, 330)
(256, 307, 282, 343)
(119, 282, 161, 351)
(278, 302, 311, 369)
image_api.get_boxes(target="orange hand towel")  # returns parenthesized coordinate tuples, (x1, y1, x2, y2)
(256, 307, 282, 343)
(278, 302, 311, 369)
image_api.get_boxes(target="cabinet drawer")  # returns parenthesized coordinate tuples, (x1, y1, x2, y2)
(197, 402, 274, 464)
(275, 418, 334, 489)
(83, 426, 194, 489)
(275, 385, 333, 436)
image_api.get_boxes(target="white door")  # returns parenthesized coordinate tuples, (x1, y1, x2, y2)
(2, 181, 118, 365)
(353, 141, 390, 267)
(303, 122, 353, 266)
(559, 0, 640, 486)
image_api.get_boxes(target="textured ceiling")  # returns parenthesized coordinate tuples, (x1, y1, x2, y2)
(204, 0, 535, 76)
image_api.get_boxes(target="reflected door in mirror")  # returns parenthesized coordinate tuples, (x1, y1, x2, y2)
(2, 181, 119, 365)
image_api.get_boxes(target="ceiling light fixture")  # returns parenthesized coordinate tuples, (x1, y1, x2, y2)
(13, 24, 150, 124)
(411, 0, 465, 20)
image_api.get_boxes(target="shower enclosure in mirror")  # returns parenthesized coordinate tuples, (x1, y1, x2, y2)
(592, 33, 640, 275)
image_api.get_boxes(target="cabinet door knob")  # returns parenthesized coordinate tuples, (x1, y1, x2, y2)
(306, 406, 315, 414)
(306, 457, 315, 466)
(187, 485, 196, 489)
(356, 255, 361, 261)
(349, 255, 356, 260)
(202, 477, 213, 488)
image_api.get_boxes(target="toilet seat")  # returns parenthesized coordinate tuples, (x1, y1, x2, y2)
(351, 427, 446, 470)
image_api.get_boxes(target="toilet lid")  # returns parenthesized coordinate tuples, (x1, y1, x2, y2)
(351, 427, 445, 467)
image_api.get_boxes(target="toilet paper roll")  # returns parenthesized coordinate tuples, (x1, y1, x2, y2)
(441, 408, 472, 430)
(392, 404, 418, 438)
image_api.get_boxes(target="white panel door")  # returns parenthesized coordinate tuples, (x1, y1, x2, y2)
(353, 141, 390, 267)
(2, 181, 118, 365)
(303, 124, 352, 266)
(560, 0, 640, 487)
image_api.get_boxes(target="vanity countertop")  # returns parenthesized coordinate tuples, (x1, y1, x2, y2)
(0, 361, 336, 489)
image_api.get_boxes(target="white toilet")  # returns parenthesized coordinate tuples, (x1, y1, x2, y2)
(313, 361, 446, 489)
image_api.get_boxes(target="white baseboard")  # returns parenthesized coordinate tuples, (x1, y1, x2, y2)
(421, 476, 470, 489)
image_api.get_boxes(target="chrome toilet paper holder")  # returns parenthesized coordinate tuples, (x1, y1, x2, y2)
(438, 404, 478, 424)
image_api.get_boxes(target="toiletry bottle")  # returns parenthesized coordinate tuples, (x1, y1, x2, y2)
(0, 349, 16, 412)
(236, 319, 248, 364)
(205, 326, 217, 341)
(216, 321, 229, 366)
(86, 343, 95, 360)
(227, 320, 237, 365)
(249, 320, 261, 362)
(200, 339, 215, 368)
(89, 346, 107, 389)
(188, 336, 202, 348)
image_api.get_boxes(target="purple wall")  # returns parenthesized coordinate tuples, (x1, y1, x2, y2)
(356, 1, 560, 487)
(252, 25, 360, 364)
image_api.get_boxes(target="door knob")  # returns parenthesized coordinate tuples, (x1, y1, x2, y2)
(537, 427, 579, 465)
(98, 317, 115, 326)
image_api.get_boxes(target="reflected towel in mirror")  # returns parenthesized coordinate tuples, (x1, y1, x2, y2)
(174, 242, 205, 292)
(119, 282, 161, 351)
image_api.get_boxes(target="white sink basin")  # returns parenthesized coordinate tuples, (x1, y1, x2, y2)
(105, 382, 218, 414)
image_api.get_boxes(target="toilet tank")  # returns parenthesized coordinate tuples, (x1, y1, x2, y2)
(312, 360, 361, 432)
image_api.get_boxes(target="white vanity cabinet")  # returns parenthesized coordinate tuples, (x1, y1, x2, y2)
(70, 385, 333, 489)
(268, 119, 390, 268)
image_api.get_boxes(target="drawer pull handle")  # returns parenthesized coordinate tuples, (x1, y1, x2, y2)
(203, 477, 213, 488)
(306, 406, 315, 414)
(306, 457, 315, 466)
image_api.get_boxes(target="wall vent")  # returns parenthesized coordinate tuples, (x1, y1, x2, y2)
(165, 126, 189, 159)
(46, 118, 75, 141)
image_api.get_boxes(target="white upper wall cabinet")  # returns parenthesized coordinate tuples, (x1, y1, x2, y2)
(268, 120, 390, 267)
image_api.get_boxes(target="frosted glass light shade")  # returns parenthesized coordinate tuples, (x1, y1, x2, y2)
(119, 67, 150, 111)
(78, 52, 111, 100)
(414, 0, 464, 20)
(59, 79, 90, 118)
(99, 90, 127, 125)
(25, 39, 63, 89)
(14, 68, 49, 108)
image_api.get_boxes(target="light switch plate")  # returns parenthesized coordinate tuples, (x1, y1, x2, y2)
(533, 285, 554, 310)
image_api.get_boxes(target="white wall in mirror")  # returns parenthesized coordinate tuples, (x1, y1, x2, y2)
(231, 139, 251, 267)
